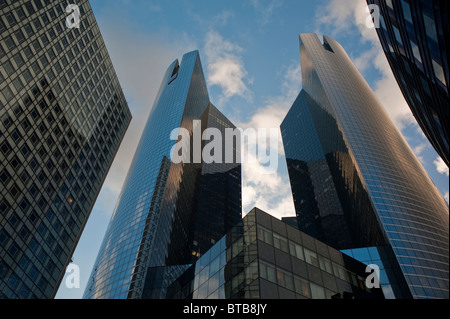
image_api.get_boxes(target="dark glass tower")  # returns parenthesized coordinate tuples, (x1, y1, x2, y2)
(0, 0, 131, 298)
(367, 0, 449, 166)
(281, 34, 449, 299)
(190, 103, 242, 261)
(83, 51, 241, 299)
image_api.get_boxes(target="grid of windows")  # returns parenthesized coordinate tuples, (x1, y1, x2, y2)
(368, 0, 449, 166)
(167, 208, 383, 300)
(0, 0, 131, 298)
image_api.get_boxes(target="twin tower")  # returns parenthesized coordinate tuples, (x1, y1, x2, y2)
(84, 34, 449, 300)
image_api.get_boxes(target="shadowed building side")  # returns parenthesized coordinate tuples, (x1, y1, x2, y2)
(367, 0, 449, 166)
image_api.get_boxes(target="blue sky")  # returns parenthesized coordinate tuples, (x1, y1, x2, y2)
(55, 0, 449, 299)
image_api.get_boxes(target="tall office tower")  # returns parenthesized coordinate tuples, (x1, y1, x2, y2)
(281, 34, 449, 299)
(0, 1, 131, 299)
(367, 0, 449, 166)
(83, 51, 242, 299)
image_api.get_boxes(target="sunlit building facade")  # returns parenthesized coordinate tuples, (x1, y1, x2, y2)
(83, 51, 241, 299)
(281, 33, 449, 299)
(0, 0, 131, 298)
(367, 0, 449, 166)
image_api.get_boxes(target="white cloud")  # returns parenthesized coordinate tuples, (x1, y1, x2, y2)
(188, 8, 235, 29)
(239, 61, 301, 155)
(412, 143, 428, 165)
(204, 30, 253, 104)
(214, 10, 235, 26)
(352, 49, 378, 74)
(315, 0, 355, 35)
(239, 60, 301, 129)
(434, 157, 449, 176)
(313, 0, 449, 219)
(315, 0, 378, 42)
(241, 152, 295, 219)
(250, 0, 283, 25)
(371, 43, 417, 131)
(237, 61, 300, 219)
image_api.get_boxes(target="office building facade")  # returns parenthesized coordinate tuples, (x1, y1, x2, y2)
(0, 0, 131, 298)
(83, 51, 241, 299)
(281, 34, 449, 299)
(168, 208, 384, 300)
(367, 0, 449, 165)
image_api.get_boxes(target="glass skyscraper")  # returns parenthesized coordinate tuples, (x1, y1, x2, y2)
(281, 33, 449, 299)
(367, 0, 449, 166)
(83, 51, 241, 299)
(0, 0, 131, 298)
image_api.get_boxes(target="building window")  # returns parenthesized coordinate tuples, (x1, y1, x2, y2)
(3, 60, 15, 76)
(432, 60, 447, 86)
(14, 29, 25, 44)
(289, 241, 304, 260)
(257, 226, 273, 245)
(277, 268, 294, 291)
(392, 25, 403, 46)
(410, 40, 422, 63)
(304, 248, 319, 267)
(294, 276, 311, 298)
(273, 233, 289, 253)
(12, 77, 24, 92)
(310, 282, 326, 299)
(400, 0, 413, 24)
(4, 12, 17, 26)
(0, 17, 5, 32)
(1, 85, 13, 102)
(0, 169, 11, 185)
(260, 261, 276, 283)
(422, 12, 438, 44)
(13, 53, 25, 67)
(0, 43, 5, 59)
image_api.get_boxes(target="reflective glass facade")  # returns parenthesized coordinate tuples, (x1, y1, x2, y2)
(281, 34, 449, 299)
(341, 246, 408, 299)
(167, 208, 384, 300)
(190, 104, 242, 262)
(0, 0, 131, 298)
(83, 51, 241, 299)
(367, 0, 449, 166)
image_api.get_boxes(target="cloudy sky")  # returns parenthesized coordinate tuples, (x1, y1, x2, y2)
(56, 0, 449, 298)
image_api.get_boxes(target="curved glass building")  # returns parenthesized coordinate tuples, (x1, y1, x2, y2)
(83, 51, 241, 299)
(281, 34, 449, 299)
(367, 0, 449, 166)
